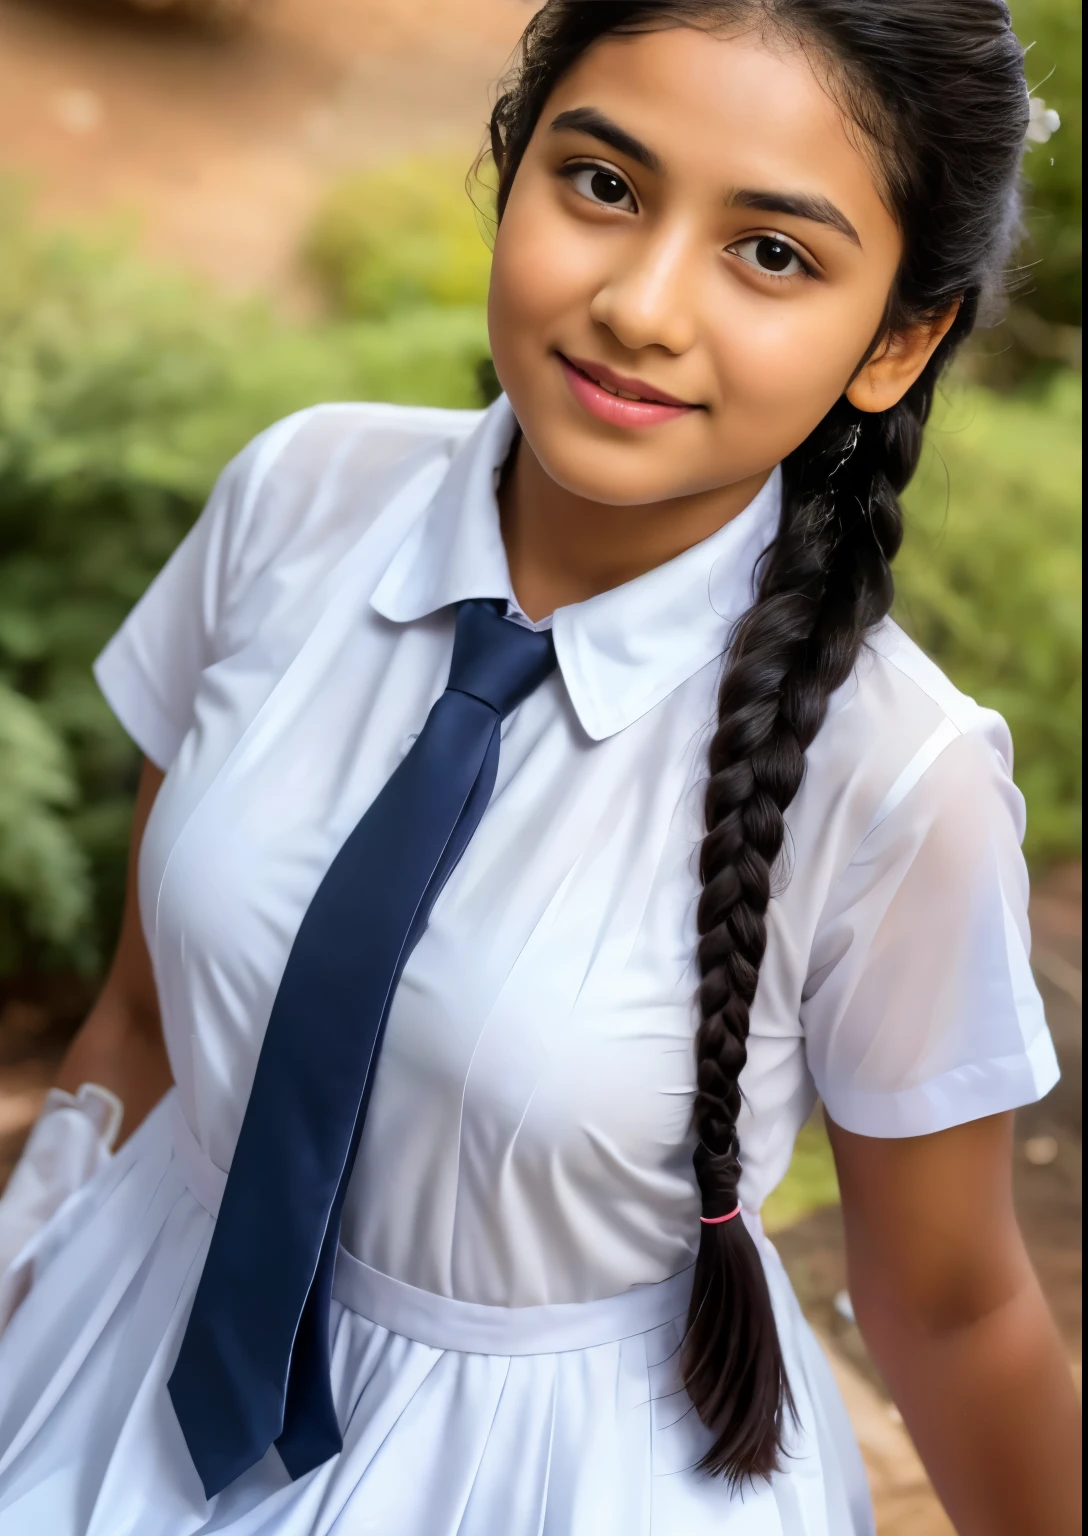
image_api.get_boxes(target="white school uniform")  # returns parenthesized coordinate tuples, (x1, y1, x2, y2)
(0, 396, 1058, 1535)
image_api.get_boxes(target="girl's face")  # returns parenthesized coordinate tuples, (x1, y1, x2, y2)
(488, 26, 910, 509)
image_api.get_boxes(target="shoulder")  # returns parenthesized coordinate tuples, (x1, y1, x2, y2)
(862, 619, 1008, 749)
(799, 617, 1022, 860)
(209, 401, 485, 608)
(259, 400, 485, 483)
(223, 400, 483, 547)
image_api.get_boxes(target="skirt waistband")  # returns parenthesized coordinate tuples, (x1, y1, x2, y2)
(170, 1097, 695, 1356)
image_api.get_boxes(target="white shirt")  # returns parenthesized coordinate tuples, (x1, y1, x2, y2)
(94, 394, 1057, 1309)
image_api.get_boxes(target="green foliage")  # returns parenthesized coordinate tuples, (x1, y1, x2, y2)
(0, 197, 222, 974)
(762, 1115, 840, 1235)
(896, 371, 1082, 864)
(0, 681, 92, 975)
(304, 155, 494, 319)
(1009, 0, 1082, 327)
(0, 190, 489, 975)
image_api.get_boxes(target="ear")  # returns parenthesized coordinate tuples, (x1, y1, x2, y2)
(845, 302, 961, 414)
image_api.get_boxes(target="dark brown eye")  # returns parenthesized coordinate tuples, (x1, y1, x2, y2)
(755, 238, 794, 272)
(568, 165, 636, 211)
(590, 170, 629, 204)
(728, 235, 807, 279)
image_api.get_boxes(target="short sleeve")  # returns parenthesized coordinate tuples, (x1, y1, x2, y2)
(92, 419, 298, 769)
(801, 720, 1060, 1138)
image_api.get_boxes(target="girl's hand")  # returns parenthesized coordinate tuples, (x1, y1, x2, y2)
(828, 1110, 1081, 1535)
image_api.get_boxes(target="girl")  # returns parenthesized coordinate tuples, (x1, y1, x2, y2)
(0, 3, 1080, 1533)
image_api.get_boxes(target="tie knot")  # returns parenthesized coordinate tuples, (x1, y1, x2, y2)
(446, 599, 557, 719)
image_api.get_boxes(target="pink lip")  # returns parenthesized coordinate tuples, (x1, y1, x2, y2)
(558, 354, 696, 429)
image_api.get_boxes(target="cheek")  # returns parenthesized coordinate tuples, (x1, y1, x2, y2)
(489, 198, 547, 332)
(488, 188, 601, 370)
(704, 284, 883, 444)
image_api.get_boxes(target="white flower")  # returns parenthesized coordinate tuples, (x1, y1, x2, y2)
(1026, 95, 1061, 145)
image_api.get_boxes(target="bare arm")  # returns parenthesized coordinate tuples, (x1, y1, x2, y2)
(54, 757, 172, 1147)
(827, 1110, 1081, 1536)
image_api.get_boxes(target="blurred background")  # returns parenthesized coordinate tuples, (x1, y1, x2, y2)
(0, 1, 1080, 1528)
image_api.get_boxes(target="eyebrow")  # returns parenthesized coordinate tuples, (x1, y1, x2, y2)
(549, 107, 662, 173)
(730, 188, 861, 247)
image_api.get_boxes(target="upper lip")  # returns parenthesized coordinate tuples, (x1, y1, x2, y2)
(561, 354, 697, 409)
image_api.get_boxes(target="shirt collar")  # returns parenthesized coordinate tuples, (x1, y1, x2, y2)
(370, 395, 782, 741)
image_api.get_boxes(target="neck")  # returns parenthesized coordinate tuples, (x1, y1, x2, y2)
(498, 436, 772, 623)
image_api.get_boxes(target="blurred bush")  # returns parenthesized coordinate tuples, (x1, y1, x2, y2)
(761, 1115, 841, 1234)
(1011, 0, 1081, 329)
(304, 155, 493, 319)
(896, 370, 1082, 865)
(0, 190, 488, 977)
(967, 0, 1082, 385)
(0, 680, 91, 976)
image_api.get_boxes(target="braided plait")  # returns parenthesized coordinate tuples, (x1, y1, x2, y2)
(683, 374, 942, 1478)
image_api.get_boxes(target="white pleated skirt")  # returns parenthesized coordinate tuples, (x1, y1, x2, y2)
(0, 1094, 874, 1536)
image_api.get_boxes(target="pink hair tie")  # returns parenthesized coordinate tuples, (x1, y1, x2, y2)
(700, 1206, 742, 1226)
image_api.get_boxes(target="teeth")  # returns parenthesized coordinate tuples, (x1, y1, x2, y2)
(592, 375, 644, 402)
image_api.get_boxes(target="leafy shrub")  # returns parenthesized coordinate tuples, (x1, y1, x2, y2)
(0, 681, 91, 975)
(762, 1115, 840, 1234)
(1010, 0, 1082, 329)
(0, 191, 488, 976)
(304, 155, 493, 319)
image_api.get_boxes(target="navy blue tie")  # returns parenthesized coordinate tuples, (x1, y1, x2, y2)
(168, 599, 557, 1497)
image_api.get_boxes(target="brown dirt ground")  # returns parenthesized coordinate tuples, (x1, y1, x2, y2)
(0, 0, 525, 306)
(0, 5, 1081, 1527)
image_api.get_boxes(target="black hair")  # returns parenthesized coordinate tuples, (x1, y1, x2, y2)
(488, 0, 1029, 1488)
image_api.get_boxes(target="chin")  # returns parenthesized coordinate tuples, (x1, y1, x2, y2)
(512, 404, 693, 512)
(534, 434, 684, 507)
(534, 412, 733, 506)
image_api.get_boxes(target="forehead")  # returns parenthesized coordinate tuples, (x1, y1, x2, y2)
(542, 26, 894, 234)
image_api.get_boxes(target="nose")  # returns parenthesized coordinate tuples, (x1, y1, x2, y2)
(588, 225, 699, 357)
